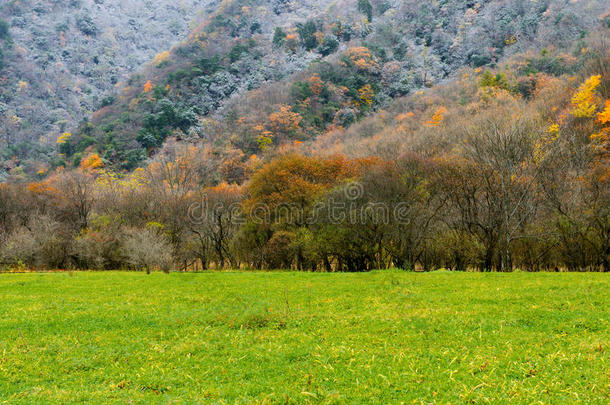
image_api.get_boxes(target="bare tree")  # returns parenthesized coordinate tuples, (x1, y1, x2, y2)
(122, 227, 173, 274)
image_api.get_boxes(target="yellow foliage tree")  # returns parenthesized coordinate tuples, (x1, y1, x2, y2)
(534, 124, 561, 163)
(571, 75, 601, 118)
(257, 131, 274, 151)
(153, 51, 171, 67)
(96, 168, 147, 192)
(56, 132, 72, 144)
(17, 81, 28, 92)
(358, 84, 374, 107)
(547, 124, 560, 134)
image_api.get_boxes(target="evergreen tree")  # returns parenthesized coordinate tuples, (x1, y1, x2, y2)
(358, 0, 373, 22)
(273, 27, 287, 48)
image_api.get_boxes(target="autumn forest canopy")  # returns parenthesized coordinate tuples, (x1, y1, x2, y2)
(0, 0, 608, 272)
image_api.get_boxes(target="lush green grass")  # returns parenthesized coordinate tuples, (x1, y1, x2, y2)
(0, 271, 607, 404)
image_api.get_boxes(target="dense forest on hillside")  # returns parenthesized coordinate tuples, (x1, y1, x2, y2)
(0, 0, 608, 272)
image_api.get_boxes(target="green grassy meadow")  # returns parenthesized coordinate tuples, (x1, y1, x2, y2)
(0, 271, 608, 404)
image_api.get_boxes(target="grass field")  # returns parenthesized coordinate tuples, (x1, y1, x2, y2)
(0, 271, 608, 404)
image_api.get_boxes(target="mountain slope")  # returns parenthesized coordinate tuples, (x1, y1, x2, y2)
(2, 0, 609, 179)
(0, 0, 217, 174)
(65, 0, 607, 174)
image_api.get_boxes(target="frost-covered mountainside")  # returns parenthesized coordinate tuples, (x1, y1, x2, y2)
(1, 0, 608, 178)
(0, 0, 216, 165)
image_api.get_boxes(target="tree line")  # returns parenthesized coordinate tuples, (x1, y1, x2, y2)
(0, 87, 607, 272)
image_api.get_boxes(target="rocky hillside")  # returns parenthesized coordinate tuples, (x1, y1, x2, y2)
(0, 0, 217, 172)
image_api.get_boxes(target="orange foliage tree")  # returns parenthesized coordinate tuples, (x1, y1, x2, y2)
(244, 154, 355, 227)
(268, 105, 303, 139)
(80, 153, 104, 171)
(591, 99, 610, 162)
(343, 47, 378, 73)
(286, 34, 298, 52)
(426, 107, 447, 127)
(307, 74, 324, 96)
(143, 80, 153, 94)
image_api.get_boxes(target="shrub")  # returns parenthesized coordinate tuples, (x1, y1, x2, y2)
(263, 231, 296, 269)
(250, 21, 262, 34)
(479, 71, 510, 90)
(100, 95, 116, 108)
(358, 0, 373, 22)
(197, 55, 222, 75)
(0, 20, 9, 40)
(296, 20, 318, 51)
(1, 216, 68, 269)
(122, 227, 173, 273)
(273, 27, 286, 48)
(229, 42, 250, 63)
(319, 35, 339, 56)
(76, 14, 98, 36)
(72, 215, 124, 270)
(470, 54, 492, 68)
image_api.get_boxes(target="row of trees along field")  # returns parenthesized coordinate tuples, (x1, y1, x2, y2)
(1, 30, 608, 272)
(0, 62, 608, 272)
